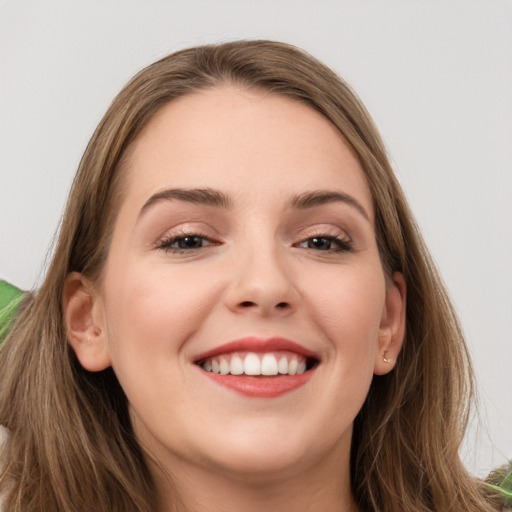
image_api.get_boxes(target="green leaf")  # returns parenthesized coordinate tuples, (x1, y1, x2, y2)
(487, 461, 512, 506)
(0, 280, 26, 344)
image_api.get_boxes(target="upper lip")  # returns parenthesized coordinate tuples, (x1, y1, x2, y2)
(193, 336, 319, 363)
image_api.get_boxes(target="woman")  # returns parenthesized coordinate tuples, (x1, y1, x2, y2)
(0, 40, 504, 511)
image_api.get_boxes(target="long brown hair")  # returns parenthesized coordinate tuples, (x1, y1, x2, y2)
(0, 40, 501, 511)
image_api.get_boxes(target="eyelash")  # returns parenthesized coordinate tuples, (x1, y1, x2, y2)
(295, 233, 353, 253)
(156, 231, 353, 254)
(156, 232, 219, 254)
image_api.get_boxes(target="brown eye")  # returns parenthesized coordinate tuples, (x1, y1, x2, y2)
(158, 234, 218, 253)
(298, 235, 352, 253)
(174, 236, 206, 249)
(305, 237, 333, 251)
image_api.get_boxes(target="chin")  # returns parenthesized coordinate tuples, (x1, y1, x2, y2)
(205, 444, 311, 482)
(195, 422, 346, 482)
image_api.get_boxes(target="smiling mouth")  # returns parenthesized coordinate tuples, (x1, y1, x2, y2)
(196, 351, 318, 377)
(193, 337, 319, 397)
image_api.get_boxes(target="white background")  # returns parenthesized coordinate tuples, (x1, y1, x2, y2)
(0, 0, 510, 476)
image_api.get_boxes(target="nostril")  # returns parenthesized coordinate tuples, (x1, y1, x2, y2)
(238, 301, 290, 309)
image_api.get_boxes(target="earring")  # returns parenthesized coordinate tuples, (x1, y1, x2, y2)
(383, 351, 391, 363)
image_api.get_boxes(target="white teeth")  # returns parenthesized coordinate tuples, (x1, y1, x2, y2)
(219, 357, 230, 375)
(200, 352, 311, 376)
(230, 354, 244, 375)
(278, 356, 288, 374)
(244, 353, 261, 375)
(287, 358, 298, 375)
(261, 354, 278, 375)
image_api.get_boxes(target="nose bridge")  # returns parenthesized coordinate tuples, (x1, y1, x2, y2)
(225, 233, 298, 315)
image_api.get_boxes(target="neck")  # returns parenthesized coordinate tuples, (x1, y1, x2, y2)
(148, 444, 358, 512)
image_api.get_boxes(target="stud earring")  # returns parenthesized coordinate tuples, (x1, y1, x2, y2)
(383, 351, 391, 363)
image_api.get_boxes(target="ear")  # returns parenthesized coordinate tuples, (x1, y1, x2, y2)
(63, 272, 112, 372)
(374, 271, 406, 375)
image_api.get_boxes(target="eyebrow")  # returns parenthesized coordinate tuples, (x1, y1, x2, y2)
(139, 187, 232, 215)
(289, 190, 370, 221)
(139, 187, 370, 222)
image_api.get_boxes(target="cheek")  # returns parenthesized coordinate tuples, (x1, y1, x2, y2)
(101, 259, 220, 371)
(294, 266, 386, 448)
(99, 260, 226, 440)
(308, 266, 386, 349)
(304, 264, 386, 403)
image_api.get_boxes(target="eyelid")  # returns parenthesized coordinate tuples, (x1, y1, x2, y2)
(156, 233, 220, 254)
(154, 221, 218, 242)
(296, 225, 351, 241)
(293, 225, 353, 253)
(154, 223, 222, 251)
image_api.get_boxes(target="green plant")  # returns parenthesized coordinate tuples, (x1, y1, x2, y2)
(487, 461, 512, 507)
(0, 280, 25, 344)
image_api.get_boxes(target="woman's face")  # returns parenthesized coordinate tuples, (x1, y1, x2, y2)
(79, 86, 405, 480)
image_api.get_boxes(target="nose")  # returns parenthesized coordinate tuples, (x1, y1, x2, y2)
(224, 244, 299, 317)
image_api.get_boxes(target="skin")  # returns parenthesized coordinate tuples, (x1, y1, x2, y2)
(64, 86, 406, 512)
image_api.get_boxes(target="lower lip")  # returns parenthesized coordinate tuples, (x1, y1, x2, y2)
(200, 368, 315, 398)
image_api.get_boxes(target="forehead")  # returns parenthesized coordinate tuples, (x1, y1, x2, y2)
(120, 86, 373, 219)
